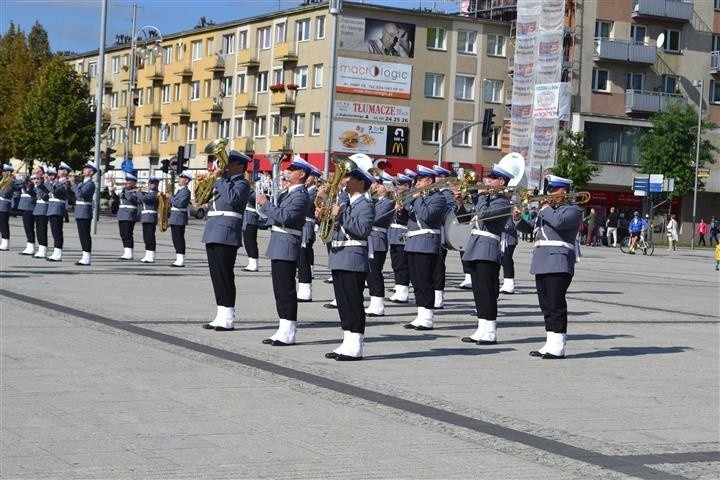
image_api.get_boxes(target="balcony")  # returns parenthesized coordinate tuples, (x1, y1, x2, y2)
(711, 51, 720, 75)
(236, 49, 259, 68)
(120, 67, 131, 83)
(197, 97, 223, 114)
(274, 42, 297, 62)
(632, 0, 692, 22)
(117, 106, 134, 121)
(594, 38, 656, 65)
(625, 89, 685, 114)
(170, 100, 191, 118)
(234, 136, 254, 153)
(198, 54, 225, 73)
(141, 142, 160, 157)
(235, 93, 258, 112)
(171, 61, 193, 78)
(143, 63, 164, 81)
(101, 108, 111, 124)
(270, 136, 292, 153)
(103, 80, 113, 91)
(270, 91, 296, 108)
(143, 102, 162, 120)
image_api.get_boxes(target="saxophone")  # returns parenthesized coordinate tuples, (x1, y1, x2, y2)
(316, 156, 357, 244)
(157, 176, 172, 232)
(194, 138, 229, 205)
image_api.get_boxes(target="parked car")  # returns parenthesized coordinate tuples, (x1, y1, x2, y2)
(189, 202, 207, 219)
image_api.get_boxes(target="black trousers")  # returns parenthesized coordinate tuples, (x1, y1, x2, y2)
(48, 216, 64, 249)
(367, 250, 388, 297)
(332, 269, 367, 334)
(243, 224, 259, 258)
(271, 259, 298, 321)
(432, 247, 448, 290)
(501, 244, 516, 279)
(297, 240, 315, 283)
(34, 215, 48, 247)
(119, 221, 135, 248)
(0, 211, 10, 239)
(389, 244, 409, 286)
(206, 243, 238, 307)
(142, 222, 156, 251)
(76, 219, 92, 252)
(407, 252, 436, 309)
(462, 259, 471, 274)
(171, 225, 186, 254)
(535, 273, 573, 333)
(468, 260, 500, 320)
(22, 211, 35, 243)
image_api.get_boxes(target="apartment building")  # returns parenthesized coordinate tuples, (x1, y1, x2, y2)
(69, 1, 513, 177)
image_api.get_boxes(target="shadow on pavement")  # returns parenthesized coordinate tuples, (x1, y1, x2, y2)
(570, 346, 691, 359)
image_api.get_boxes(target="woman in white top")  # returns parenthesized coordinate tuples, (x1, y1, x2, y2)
(666, 213, 679, 251)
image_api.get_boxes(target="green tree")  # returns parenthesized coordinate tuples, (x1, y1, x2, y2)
(0, 23, 33, 162)
(636, 102, 718, 197)
(28, 21, 52, 70)
(548, 130, 601, 190)
(14, 57, 95, 169)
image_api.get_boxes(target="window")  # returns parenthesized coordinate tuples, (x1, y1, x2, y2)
(293, 114, 305, 136)
(161, 85, 171, 103)
(173, 83, 181, 101)
(716, 0, 720, 10)
(294, 66, 308, 88)
(424, 73, 444, 98)
(259, 27, 271, 50)
(190, 81, 200, 100)
(481, 126, 501, 149)
(296, 19, 311, 42)
(146, 87, 153, 104)
(713, 35, 720, 51)
(187, 122, 198, 142)
(191, 40, 202, 60)
(222, 34, 235, 54)
(203, 79, 211, 98)
(237, 73, 246, 94)
(239, 30, 248, 50)
(276, 22, 286, 43)
(254, 117, 266, 137)
(134, 88, 143, 106)
(663, 29, 680, 52)
(454, 75, 474, 100)
(486, 34, 505, 56)
(133, 126, 141, 145)
(421, 121, 442, 143)
(585, 122, 645, 164)
(311, 112, 321, 135)
(427, 27, 446, 50)
(145, 126, 152, 143)
(483, 79, 503, 103)
(176, 44, 184, 61)
(219, 119, 230, 138)
(661, 75, 678, 94)
(626, 72, 643, 91)
(171, 123, 179, 141)
(110, 92, 119, 109)
(235, 118, 244, 137)
(221, 76, 233, 97)
(205, 38, 214, 57)
(709, 80, 720, 104)
(163, 46, 173, 65)
(595, 21, 612, 39)
(457, 30, 477, 54)
(257, 71, 269, 92)
(271, 114, 282, 136)
(313, 64, 323, 88)
(451, 122, 472, 147)
(316, 16, 326, 39)
(89, 62, 97, 78)
(201, 120, 210, 140)
(272, 68, 283, 86)
(630, 25, 646, 44)
(121, 90, 127, 106)
(111, 56, 121, 74)
(592, 68, 609, 92)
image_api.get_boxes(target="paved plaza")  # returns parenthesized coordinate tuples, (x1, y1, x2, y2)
(1, 214, 718, 479)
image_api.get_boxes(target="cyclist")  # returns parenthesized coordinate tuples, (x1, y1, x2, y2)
(628, 211, 645, 254)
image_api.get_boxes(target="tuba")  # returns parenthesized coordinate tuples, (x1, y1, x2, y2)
(194, 138, 229, 205)
(316, 156, 358, 244)
(157, 175, 172, 232)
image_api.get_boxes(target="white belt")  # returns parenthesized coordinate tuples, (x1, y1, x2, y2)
(119, 204, 137, 209)
(0, 198, 10, 203)
(170, 207, 187, 212)
(271, 225, 302, 237)
(141, 209, 157, 214)
(406, 228, 440, 238)
(535, 239, 574, 250)
(390, 223, 408, 229)
(21, 193, 31, 198)
(470, 229, 501, 241)
(372, 226, 388, 233)
(75, 201, 90, 205)
(36, 200, 47, 204)
(331, 240, 367, 248)
(305, 217, 315, 223)
(245, 207, 257, 213)
(208, 210, 243, 219)
(49, 198, 65, 203)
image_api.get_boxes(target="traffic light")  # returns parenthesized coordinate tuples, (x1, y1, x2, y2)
(104, 147, 116, 172)
(160, 159, 170, 174)
(481, 108, 495, 139)
(176, 146, 186, 174)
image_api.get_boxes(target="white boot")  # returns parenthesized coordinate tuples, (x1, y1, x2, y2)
(120, 247, 133, 260)
(458, 274, 472, 289)
(244, 257, 258, 272)
(47, 248, 63, 262)
(172, 253, 185, 267)
(477, 320, 497, 344)
(268, 319, 297, 345)
(33, 245, 48, 258)
(297, 282, 312, 301)
(76, 251, 91, 265)
(0, 238, 8, 250)
(388, 284, 409, 303)
(20, 242, 35, 255)
(408, 307, 434, 330)
(208, 306, 235, 330)
(499, 278, 515, 294)
(343, 332, 364, 358)
(365, 296, 385, 316)
(463, 319, 487, 342)
(434, 290, 444, 309)
(544, 332, 566, 358)
(140, 250, 155, 263)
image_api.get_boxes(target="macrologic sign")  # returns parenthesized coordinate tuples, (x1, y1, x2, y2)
(336, 56, 412, 99)
(334, 100, 410, 124)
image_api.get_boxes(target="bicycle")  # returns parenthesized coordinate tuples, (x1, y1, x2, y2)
(619, 234, 654, 255)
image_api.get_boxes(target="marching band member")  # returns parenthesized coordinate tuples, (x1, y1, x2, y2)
(46, 163, 72, 261)
(32, 168, 51, 259)
(242, 174, 261, 272)
(499, 216, 518, 294)
(201, 150, 250, 331)
(296, 165, 322, 302)
(319, 166, 375, 361)
(365, 173, 396, 317)
(403, 165, 446, 331)
(431, 165, 455, 309)
(460, 164, 513, 345)
(169, 171, 192, 267)
(117, 172, 139, 260)
(138, 176, 160, 263)
(0, 164, 18, 251)
(512, 175, 583, 359)
(386, 173, 413, 303)
(18, 170, 38, 256)
(73, 161, 97, 266)
(256, 156, 312, 345)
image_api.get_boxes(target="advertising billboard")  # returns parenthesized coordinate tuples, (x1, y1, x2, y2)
(334, 100, 410, 124)
(336, 57, 412, 99)
(333, 121, 409, 157)
(339, 16, 416, 58)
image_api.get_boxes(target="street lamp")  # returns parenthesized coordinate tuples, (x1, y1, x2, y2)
(691, 79, 703, 250)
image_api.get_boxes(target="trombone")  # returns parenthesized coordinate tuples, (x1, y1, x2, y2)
(455, 190, 591, 223)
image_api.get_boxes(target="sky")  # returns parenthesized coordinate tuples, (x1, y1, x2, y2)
(0, 0, 460, 54)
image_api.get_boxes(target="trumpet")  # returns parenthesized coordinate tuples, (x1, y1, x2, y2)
(455, 190, 591, 223)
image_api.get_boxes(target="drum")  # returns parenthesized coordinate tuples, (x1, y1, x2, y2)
(443, 212, 472, 251)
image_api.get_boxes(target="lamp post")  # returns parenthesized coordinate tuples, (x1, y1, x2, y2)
(691, 79, 703, 250)
(323, 0, 342, 177)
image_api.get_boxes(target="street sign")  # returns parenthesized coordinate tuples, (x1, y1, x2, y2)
(633, 175, 649, 196)
(649, 174, 663, 193)
(663, 178, 675, 192)
(698, 168, 710, 178)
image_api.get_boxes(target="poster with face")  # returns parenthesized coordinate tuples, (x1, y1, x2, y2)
(339, 16, 416, 58)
